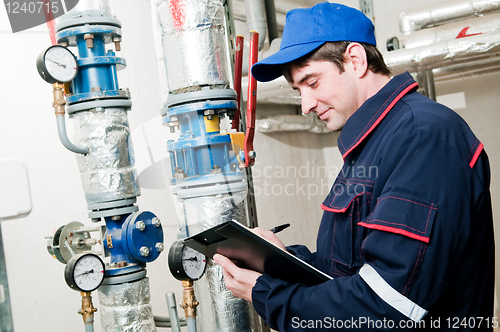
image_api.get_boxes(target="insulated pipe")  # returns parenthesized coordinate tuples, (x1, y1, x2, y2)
(244, 0, 267, 49)
(399, 0, 500, 34)
(388, 12, 500, 51)
(433, 56, 500, 81)
(384, 30, 500, 74)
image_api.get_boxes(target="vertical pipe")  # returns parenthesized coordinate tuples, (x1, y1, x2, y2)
(166, 292, 181, 332)
(264, 0, 279, 42)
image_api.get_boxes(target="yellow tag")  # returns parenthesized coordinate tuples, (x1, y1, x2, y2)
(224, 132, 245, 164)
(204, 115, 220, 133)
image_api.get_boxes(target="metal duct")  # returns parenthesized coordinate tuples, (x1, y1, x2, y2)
(73, 107, 140, 206)
(154, 0, 232, 94)
(98, 277, 156, 332)
(388, 13, 500, 51)
(384, 30, 500, 74)
(399, 0, 500, 34)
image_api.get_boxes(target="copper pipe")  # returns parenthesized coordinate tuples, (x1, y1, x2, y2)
(52, 83, 66, 115)
(79, 292, 97, 326)
(180, 280, 199, 319)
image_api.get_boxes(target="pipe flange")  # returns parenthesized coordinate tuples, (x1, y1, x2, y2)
(66, 99, 132, 115)
(102, 267, 147, 284)
(166, 88, 237, 108)
(56, 11, 122, 32)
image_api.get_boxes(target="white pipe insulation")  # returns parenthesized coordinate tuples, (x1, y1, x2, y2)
(398, 0, 500, 34)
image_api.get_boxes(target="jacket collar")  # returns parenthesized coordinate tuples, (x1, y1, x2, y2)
(337, 72, 419, 159)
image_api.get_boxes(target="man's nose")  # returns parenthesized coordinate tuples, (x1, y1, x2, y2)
(301, 92, 316, 115)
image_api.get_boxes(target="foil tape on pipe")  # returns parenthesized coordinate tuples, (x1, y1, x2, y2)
(194, 259, 263, 332)
(73, 107, 140, 205)
(98, 277, 156, 332)
(154, 0, 231, 93)
(178, 191, 248, 237)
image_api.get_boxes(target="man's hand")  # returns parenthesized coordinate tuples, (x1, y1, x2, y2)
(252, 227, 287, 251)
(213, 253, 262, 302)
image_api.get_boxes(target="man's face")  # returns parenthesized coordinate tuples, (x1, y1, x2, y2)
(289, 60, 360, 132)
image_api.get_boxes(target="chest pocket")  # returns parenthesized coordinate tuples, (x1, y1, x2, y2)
(321, 178, 374, 276)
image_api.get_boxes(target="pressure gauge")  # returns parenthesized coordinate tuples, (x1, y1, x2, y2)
(36, 45, 78, 84)
(168, 240, 207, 281)
(64, 252, 105, 292)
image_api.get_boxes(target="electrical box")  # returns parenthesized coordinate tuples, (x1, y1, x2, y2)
(0, 158, 32, 220)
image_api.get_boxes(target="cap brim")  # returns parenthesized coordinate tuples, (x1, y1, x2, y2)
(251, 41, 325, 82)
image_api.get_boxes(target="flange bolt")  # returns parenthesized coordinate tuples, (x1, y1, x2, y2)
(136, 221, 146, 231)
(152, 217, 161, 228)
(156, 243, 164, 252)
(140, 247, 150, 257)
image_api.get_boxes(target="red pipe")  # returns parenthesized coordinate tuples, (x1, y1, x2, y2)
(232, 35, 244, 131)
(244, 31, 259, 167)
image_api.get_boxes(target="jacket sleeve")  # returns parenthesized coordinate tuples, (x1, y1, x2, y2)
(251, 119, 492, 331)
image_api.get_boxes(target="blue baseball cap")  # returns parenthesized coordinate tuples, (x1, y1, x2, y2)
(251, 2, 376, 82)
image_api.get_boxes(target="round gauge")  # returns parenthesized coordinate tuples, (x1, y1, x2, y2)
(36, 45, 78, 84)
(64, 252, 105, 292)
(168, 240, 207, 281)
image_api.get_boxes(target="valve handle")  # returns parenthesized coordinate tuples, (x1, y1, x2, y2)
(244, 31, 259, 167)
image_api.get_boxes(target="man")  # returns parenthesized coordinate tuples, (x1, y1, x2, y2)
(214, 2, 494, 331)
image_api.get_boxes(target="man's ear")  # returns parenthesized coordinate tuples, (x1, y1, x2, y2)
(345, 43, 368, 78)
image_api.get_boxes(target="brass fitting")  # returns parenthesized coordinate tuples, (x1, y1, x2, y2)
(180, 280, 199, 319)
(79, 292, 97, 325)
(52, 83, 66, 115)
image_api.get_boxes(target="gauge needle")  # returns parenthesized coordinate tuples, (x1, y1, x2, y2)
(183, 256, 199, 262)
(48, 59, 67, 68)
(75, 269, 95, 277)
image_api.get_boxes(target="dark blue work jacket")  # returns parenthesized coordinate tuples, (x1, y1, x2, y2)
(252, 72, 494, 331)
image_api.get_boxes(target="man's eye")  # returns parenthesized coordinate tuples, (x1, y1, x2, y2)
(309, 80, 318, 88)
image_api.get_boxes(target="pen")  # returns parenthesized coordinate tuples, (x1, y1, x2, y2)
(269, 223, 290, 234)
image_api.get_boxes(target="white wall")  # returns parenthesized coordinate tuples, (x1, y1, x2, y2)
(0, 0, 499, 331)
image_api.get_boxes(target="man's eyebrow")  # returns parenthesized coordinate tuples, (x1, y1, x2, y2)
(290, 72, 320, 89)
(298, 73, 315, 85)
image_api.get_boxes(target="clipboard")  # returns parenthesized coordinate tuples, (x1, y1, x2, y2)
(183, 220, 333, 286)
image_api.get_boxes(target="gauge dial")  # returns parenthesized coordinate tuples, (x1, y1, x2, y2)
(36, 45, 78, 84)
(168, 240, 207, 281)
(64, 252, 105, 292)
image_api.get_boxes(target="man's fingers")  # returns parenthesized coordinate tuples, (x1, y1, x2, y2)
(213, 254, 239, 277)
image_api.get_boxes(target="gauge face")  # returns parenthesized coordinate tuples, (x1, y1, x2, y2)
(37, 45, 78, 84)
(182, 245, 206, 280)
(65, 253, 105, 292)
(168, 240, 207, 281)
